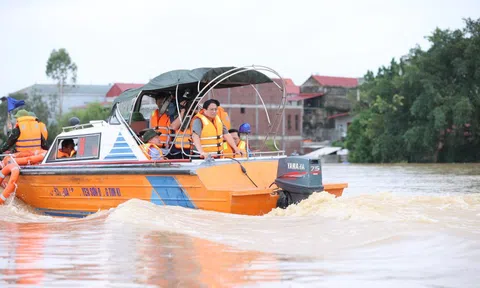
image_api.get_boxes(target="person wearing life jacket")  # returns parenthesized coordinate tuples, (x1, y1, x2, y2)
(216, 105, 231, 130)
(149, 93, 173, 148)
(191, 99, 243, 159)
(0, 109, 49, 154)
(163, 98, 192, 159)
(140, 129, 165, 160)
(238, 122, 254, 157)
(222, 129, 247, 158)
(57, 139, 76, 158)
(28, 112, 48, 140)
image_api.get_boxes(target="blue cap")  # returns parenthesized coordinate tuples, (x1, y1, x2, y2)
(239, 123, 251, 134)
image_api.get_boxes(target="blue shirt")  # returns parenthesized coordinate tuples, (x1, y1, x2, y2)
(148, 147, 163, 160)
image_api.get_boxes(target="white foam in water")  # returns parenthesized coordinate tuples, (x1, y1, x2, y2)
(268, 191, 480, 226)
(103, 192, 480, 257)
(0, 197, 68, 223)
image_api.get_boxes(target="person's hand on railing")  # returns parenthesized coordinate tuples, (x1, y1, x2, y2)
(234, 149, 244, 157)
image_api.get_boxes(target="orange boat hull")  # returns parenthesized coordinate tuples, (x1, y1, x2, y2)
(12, 160, 347, 217)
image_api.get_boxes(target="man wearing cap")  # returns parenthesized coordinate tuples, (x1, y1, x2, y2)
(27, 111, 48, 140)
(0, 109, 49, 154)
(140, 129, 165, 160)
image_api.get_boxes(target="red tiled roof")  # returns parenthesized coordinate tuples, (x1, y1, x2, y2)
(312, 75, 358, 88)
(272, 78, 300, 95)
(287, 93, 324, 101)
(106, 83, 144, 97)
(327, 112, 350, 119)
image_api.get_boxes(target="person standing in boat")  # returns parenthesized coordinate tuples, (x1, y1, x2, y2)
(217, 105, 231, 130)
(0, 109, 49, 154)
(150, 93, 174, 148)
(150, 93, 192, 153)
(140, 129, 165, 160)
(166, 96, 192, 159)
(191, 99, 243, 158)
(222, 129, 247, 158)
(28, 112, 48, 141)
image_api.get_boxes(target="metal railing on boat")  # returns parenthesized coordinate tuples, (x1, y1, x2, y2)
(62, 121, 106, 132)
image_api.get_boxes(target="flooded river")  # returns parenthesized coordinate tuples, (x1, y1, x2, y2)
(0, 164, 479, 287)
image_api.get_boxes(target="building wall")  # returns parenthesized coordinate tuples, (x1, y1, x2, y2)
(15, 84, 110, 116)
(301, 81, 357, 142)
(62, 94, 106, 112)
(301, 78, 326, 93)
(209, 83, 282, 106)
(207, 82, 301, 154)
(105, 85, 123, 98)
(334, 115, 354, 139)
(225, 107, 301, 137)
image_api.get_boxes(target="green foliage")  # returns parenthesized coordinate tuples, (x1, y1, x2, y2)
(60, 102, 111, 126)
(264, 139, 277, 151)
(347, 18, 480, 163)
(345, 110, 374, 162)
(46, 48, 77, 116)
(331, 140, 344, 148)
(45, 48, 77, 84)
(45, 102, 111, 143)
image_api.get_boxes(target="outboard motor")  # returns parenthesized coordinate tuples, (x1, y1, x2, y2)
(275, 155, 323, 208)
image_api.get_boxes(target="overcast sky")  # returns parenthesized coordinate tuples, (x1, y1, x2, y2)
(0, 0, 479, 96)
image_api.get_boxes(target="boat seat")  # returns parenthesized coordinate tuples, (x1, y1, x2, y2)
(131, 121, 148, 136)
(130, 112, 148, 136)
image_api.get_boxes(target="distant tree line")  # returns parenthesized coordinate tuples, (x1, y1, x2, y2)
(346, 18, 480, 163)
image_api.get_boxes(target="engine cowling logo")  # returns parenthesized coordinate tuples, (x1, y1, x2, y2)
(287, 162, 305, 170)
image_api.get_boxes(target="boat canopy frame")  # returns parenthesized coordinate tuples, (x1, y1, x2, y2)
(110, 65, 288, 159)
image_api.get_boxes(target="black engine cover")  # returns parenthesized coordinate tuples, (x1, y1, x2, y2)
(275, 155, 323, 205)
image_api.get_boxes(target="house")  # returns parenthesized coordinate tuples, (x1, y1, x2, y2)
(299, 75, 359, 147)
(105, 83, 144, 101)
(14, 84, 111, 116)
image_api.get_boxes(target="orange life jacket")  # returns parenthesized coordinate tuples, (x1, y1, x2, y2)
(192, 112, 224, 154)
(141, 143, 164, 160)
(217, 106, 231, 130)
(16, 116, 42, 152)
(57, 149, 76, 159)
(15, 119, 47, 139)
(174, 128, 192, 150)
(222, 140, 247, 158)
(149, 110, 171, 147)
(39, 121, 48, 140)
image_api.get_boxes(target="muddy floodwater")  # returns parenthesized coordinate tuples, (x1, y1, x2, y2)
(0, 163, 479, 287)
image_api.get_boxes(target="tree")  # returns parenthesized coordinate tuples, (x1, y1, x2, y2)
(45, 48, 77, 116)
(346, 18, 480, 163)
